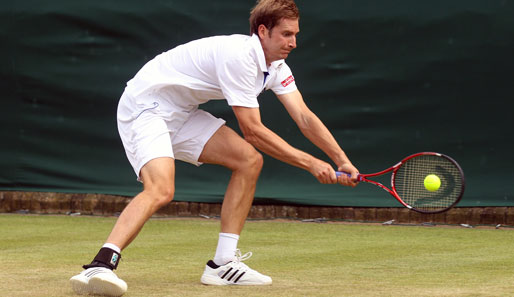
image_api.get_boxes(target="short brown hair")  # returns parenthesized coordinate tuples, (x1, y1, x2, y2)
(249, 0, 299, 35)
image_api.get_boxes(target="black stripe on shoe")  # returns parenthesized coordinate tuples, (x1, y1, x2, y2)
(233, 271, 246, 283)
(221, 268, 233, 279)
(227, 270, 239, 281)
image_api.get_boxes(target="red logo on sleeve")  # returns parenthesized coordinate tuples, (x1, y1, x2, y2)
(281, 75, 295, 87)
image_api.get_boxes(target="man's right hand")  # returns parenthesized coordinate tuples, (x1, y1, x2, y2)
(308, 158, 339, 184)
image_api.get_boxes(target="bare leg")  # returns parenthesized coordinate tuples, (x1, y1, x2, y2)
(197, 126, 272, 285)
(70, 158, 175, 295)
(106, 157, 175, 250)
(199, 126, 263, 235)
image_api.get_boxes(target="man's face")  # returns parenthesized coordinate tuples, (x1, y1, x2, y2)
(259, 18, 299, 65)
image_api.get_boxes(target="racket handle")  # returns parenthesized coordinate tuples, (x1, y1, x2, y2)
(336, 171, 363, 181)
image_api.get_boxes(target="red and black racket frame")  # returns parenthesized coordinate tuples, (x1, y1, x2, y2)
(338, 152, 466, 214)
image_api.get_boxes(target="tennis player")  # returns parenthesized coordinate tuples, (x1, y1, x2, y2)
(70, 0, 359, 295)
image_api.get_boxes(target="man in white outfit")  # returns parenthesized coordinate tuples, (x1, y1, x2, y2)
(70, 0, 359, 295)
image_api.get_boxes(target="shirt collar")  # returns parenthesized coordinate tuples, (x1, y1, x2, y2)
(250, 34, 269, 73)
(270, 60, 285, 71)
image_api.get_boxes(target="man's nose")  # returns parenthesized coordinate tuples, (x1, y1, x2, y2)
(289, 36, 296, 48)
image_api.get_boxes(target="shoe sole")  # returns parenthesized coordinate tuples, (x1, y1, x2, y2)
(201, 274, 227, 285)
(70, 277, 90, 295)
(201, 274, 272, 286)
(89, 275, 127, 297)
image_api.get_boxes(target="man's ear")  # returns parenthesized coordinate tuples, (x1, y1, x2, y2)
(257, 24, 268, 39)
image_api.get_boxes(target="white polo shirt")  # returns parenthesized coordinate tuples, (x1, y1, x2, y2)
(124, 34, 297, 110)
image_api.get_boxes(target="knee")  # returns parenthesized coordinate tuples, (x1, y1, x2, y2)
(241, 148, 263, 175)
(252, 150, 264, 171)
(146, 184, 175, 208)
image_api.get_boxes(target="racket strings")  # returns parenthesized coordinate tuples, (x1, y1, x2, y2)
(394, 155, 464, 212)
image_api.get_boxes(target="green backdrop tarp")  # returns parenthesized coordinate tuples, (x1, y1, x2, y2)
(1, 0, 513, 207)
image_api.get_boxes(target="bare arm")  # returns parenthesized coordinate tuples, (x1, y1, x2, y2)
(232, 105, 340, 184)
(277, 90, 359, 185)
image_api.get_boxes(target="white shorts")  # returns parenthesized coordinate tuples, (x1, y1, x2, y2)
(117, 92, 225, 180)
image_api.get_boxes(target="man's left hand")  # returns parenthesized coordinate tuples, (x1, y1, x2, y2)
(336, 163, 360, 187)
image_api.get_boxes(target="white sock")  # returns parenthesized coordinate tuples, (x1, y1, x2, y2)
(213, 233, 239, 266)
(102, 243, 121, 254)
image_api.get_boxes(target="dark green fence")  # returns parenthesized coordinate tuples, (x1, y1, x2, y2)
(1, 0, 513, 207)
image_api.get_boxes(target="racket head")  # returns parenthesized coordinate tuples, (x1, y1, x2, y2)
(392, 152, 465, 214)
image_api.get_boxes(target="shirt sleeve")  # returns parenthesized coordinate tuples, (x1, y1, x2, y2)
(269, 62, 297, 95)
(217, 53, 260, 108)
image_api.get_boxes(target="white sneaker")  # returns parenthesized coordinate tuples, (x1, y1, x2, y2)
(70, 267, 127, 296)
(201, 250, 272, 286)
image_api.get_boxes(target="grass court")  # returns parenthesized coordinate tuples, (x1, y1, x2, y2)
(1, 214, 513, 297)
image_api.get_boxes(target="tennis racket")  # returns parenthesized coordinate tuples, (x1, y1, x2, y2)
(337, 152, 465, 214)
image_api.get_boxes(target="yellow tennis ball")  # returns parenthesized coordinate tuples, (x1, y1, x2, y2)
(424, 174, 441, 192)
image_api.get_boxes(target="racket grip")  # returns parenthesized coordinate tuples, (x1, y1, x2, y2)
(336, 171, 350, 177)
(336, 171, 362, 181)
